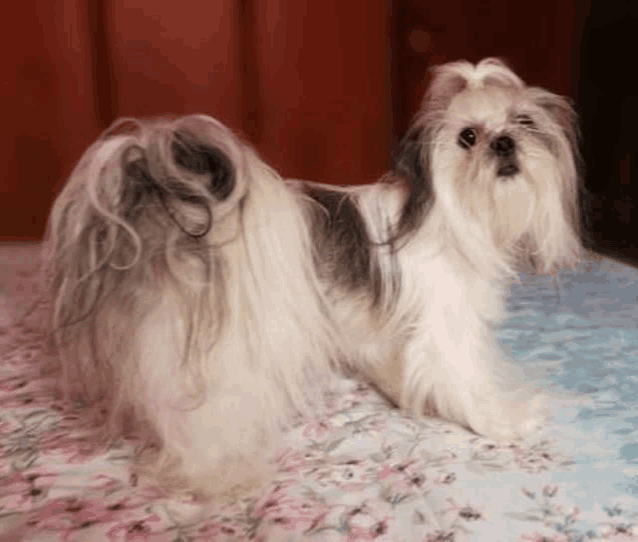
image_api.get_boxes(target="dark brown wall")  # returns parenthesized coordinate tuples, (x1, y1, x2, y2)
(1, 1, 574, 243)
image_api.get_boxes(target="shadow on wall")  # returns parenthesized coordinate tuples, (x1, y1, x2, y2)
(577, 0, 638, 264)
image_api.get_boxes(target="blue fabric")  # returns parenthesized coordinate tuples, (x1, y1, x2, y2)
(499, 255, 638, 535)
(3, 250, 638, 540)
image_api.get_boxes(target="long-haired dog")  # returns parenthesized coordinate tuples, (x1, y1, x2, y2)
(42, 58, 581, 496)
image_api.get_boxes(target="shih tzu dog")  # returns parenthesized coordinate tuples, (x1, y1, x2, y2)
(41, 58, 581, 496)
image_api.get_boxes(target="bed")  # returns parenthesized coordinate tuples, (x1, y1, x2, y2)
(1, 243, 637, 541)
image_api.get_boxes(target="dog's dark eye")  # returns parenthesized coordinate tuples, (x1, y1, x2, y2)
(458, 128, 477, 149)
(516, 114, 535, 127)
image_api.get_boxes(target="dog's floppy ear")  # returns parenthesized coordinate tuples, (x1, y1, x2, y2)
(391, 126, 435, 242)
(533, 91, 580, 151)
(171, 132, 236, 201)
(394, 128, 424, 182)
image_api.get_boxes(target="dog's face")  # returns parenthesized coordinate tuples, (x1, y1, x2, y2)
(403, 59, 581, 273)
(444, 86, 525, 181)
(438, 86, 572, 248)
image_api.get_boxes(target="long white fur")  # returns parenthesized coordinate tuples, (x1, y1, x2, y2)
(41, 58, 581, 496)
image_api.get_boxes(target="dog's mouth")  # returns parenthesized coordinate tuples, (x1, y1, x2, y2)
(490, 135, 520, 178)
(497, 161, 520, 177)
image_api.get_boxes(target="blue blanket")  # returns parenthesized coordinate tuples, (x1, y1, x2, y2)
(1, 248, 637, 541)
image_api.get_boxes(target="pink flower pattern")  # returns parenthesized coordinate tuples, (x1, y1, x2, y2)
(1, 316, 638, 540)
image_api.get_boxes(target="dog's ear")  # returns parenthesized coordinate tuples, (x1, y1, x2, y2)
(394, 128, 424, 183)
(171, 132, 236, 201)
(535, 92, 580, 149)
(391, 127, 435, 242)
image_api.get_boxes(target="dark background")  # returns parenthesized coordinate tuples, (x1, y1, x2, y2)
(1, 0, 636, 265)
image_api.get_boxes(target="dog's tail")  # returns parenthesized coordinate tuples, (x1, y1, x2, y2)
(40, 115, 247, 409)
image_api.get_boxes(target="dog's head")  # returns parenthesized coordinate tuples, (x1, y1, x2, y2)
(397, 58, 582, 274)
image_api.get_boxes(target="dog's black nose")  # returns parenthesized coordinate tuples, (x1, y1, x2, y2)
(490, 135, 515, 157)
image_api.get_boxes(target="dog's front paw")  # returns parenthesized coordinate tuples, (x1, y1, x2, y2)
(464, 392, 546, 441)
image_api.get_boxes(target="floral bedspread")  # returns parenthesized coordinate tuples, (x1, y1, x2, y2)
(1, 245, 638, 541)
